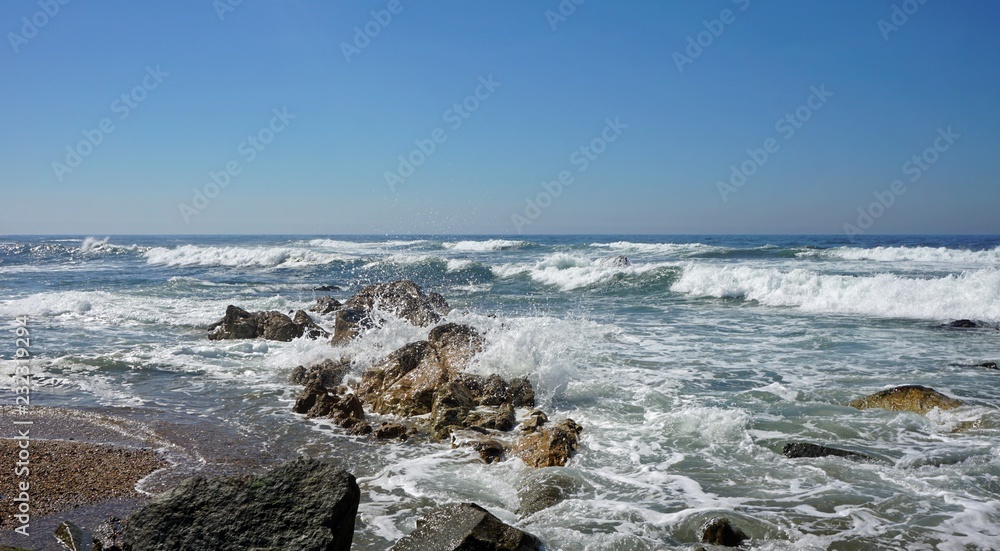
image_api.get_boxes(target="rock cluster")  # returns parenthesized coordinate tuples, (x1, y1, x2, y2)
(332, 279, 451, 344)
(208, 305, 328, 341)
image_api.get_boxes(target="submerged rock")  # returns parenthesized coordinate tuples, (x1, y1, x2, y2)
(516, 468, 584, 516)
(850, 385, 964, 414)
(782, 442, 873, 462)
(54, 521, 86, 551)
(945, 319, 980, 328)
(208, 305, 327, 342)
(123, 458, 359, 551)
(514, 419, 582, 468)
(701, 517, 748, 547)
(388, 502, 543, 551)
(332, 280, 452, 345)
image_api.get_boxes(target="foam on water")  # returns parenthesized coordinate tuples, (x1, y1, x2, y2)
(493, 252, 673, 290)
(442, 239, 531, 251)
(672, 263, 1000, 322)
(806, 245, 1000, 265)
(591, 241, 730, 257)
(144, 244, 349, 267)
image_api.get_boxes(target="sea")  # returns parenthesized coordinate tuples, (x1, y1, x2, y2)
(1, 234, 999, 550)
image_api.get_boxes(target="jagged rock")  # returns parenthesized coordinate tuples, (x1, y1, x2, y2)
(518, 410, 548, 434)
(373, 422, 409, 440)
(292, 380, 332, 416)
(467, 403, 516, 432)
(293, 310, 330, 339)
(289, 358, 350, 388)
(309, 295, 342, 315)
(428, 323, 485, 372)
(388, 503, 543, 551)
(92, 516, 127, 551)
(332, 280, 451, 345)
(123, 458, 359, 551)
(508, 377, 535, 408)
(516, 469, 583, 516)
(349, 420, 373, 436)
(701, 517, 747, 547)
(55, 520, 86, 551)
(782, 442, 873, 462)
(451, 431, 508, 464)
(430, 380, 476, 439)
(208, 305, 327, 342)
(850, 385, 964, 414)
(514, 419, 582, 468)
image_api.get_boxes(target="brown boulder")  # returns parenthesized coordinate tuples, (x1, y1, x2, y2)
(514, 419, 582, 468)
(208, 305, 329, 341)
(345, 280, 450, 326)
(289, 358, 350, 388)
(309, 295, 342, 315)
(849, 385, 964, 414)
(293, 310, 330, 339)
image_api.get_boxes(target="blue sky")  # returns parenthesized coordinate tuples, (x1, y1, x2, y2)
(2, 0, 998, 235)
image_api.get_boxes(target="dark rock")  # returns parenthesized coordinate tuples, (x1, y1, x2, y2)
(388, 502, 543, 551)
(508, 378, 535, 408)
(309, 295, 342, 315)
(258, 310, 304, 341)
(601, 255, 630, 267)
(373, 422, 409, 440)
(293, 310, 330, 339)
(349, 420, 373, 436)
(850, 385, 964, 414)
(315, 284, 342, 292)
(430, 380, 476, 439)
(208, 305, 259, 340)
(782, 442, 873, 462)
(329, 393, 365, 425)
(468, 403, 516, 432)
(978, 362, 998, 370)
(92, 517, 127, 551)
(123, 457, 359, 551)
(519, 410, 548, 434)
(428, 323, 485, 372)
(451, 431, 508, 464)
(701, 517, 748, 547)
(514, 419, 582, 468)
(946, 319, 980, 328)
(289, 358, 350, 388)
(292, 380, 332, 416)
(332, 280, 451, 345)
(54, 520, 86, 551)
(331, 308, 370, 345)
(516, 469, 583, 516)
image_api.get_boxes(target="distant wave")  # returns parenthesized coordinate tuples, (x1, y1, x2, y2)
(144, 245, 348, 268)
(672, 264, 1000, 321)
(79, 236, 143, 254)
(493, 252, 674, 290)
(590, 241, 730, 257)
(802, 245, 1000, 264)
(442, 239, 532, 252)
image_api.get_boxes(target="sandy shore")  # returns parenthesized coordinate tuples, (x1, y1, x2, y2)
(0, 438, 166, 527)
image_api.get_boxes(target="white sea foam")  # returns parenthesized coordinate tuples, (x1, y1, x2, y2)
(672, 264, 1000, 321)
(805, 245, 1000, 264)
(144, 245, 348, 268)
(591, 241, 729, 257)
(79, 236, 142, 253)
(493, 252, 670, 290)
(442, 239, 530, 252)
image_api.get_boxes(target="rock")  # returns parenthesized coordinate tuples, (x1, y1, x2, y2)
(701, 517, 748, 547)
(208, 305, 328, 341)
(978, 362, 998, 370)
(428, 323, 485, 371)
(331, 308, 370, 345)
(123, 458, 359, 551)
(289, 358, 350, 388)
(388, 502, 543, 551)
(782, 442, 873, 462)
(946, 319, 980, 328)
(92, 517, 127, 551)
(508, 377, 535, 408)
(309, 295, 342, 315)
(293, 310, 330, 339)
(467, 402, 516, 432)
(430, 380, 476, 439)
(55, 520, 86, 551)
(315, 284, 342, 292)
(373, 422, 409, 440)
(332, 280, 451, 345)
(514, 419, 582, 468)
(292, 380, 333, 416)
(349, 420, 373, 436)
(516, 469, 583, 516)
(850, 385, 964, 414)
(518, 410, 547, 434)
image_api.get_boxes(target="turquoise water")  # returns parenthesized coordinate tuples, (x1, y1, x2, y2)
(2, 235, 999, 549)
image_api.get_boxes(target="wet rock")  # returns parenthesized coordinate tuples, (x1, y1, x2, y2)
(782, 442, 873, 462)
(388, 502, 543, 551)
(428, 323, 485, 371)
(514, 419, 582, 468)
(373, 422, 409, 440)
(946, 319, 980, 328)
(850, 385, 964, 414)
(430, 380, 476, 439)
(978, 362, 998, 370)
(451, 430, 508, 463)
(344, 279, 450, 328)
(467, 402, 516, 432)
(55, 520, 86, 551)
(293, 310, 330, 339)
(701, 517, 748, 547)
(92, 517, 127, 551)
(329, 393, 365, 425)
(519, 410, 548, 433)
(508, 377, 536, 408)
(292, 380, 334, 416)
(516, 469, 583, 516)
(315, 284, 342, 292)
(309, 295, 342, 315)
(208, 305, 327, 342)
(331, 308, 370, 345)
(289, 358, 350, 388)
(123, 458, 359, 551)
(349, 420, 373, 436)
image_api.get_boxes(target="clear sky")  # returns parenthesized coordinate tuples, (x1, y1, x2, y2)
(2, 0, 998, 235)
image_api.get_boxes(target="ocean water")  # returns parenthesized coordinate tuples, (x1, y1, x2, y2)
(1, 234, 999, 550)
